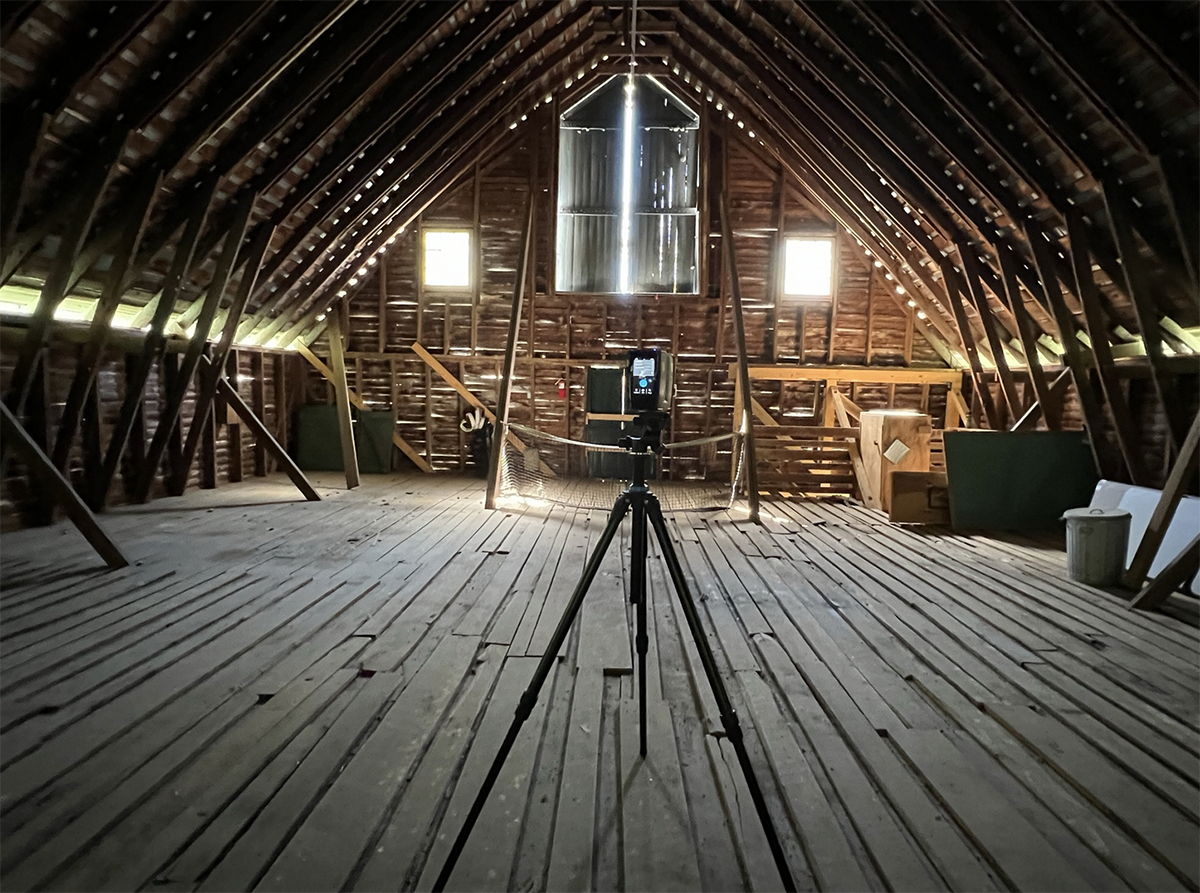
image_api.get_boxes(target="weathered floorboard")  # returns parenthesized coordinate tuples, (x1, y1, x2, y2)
(0, 473, 1195, 892)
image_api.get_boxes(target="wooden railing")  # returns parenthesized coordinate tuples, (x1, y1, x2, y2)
(753, 425, 859, 497)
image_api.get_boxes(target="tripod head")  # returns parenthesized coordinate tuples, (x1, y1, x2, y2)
(617, 411, 670, 454)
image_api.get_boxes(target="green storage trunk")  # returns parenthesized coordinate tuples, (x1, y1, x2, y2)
(296, 405, 395, 474)
(943, 430, 1098, 531)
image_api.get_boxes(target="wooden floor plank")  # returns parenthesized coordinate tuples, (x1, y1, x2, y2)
(889, 728, 1094, 892)
(545, 669, 604, 892)
(352, 644, 507, 892)
(620, 697, 702, 892)
(416, 655, 552, 892)
(257, 634, 481, 893)
(2, 474, 1194, 893)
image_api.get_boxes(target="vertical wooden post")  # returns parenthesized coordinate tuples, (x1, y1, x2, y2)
(486, 195, 536, 509)
(226, 350, 243, 484)
(251, 351, 266, 476)
(163, 353, 186, 487)
(80, 371, 104, 487)
(273, 353, 287, 471)
(769, 167, 785, 364)
(121, 355, 146, 500)
(378, 253, 388, 354)
(327, 308, 360, 489)
(389, 356, 398, 472)
(199, 403, 217, 490)
(822, 380, 837, 427)
(720, 191, 760, 522)
(731, 372, 744, 484)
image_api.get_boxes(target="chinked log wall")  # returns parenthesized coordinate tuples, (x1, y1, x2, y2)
(0, 326, 301, 529)
(305, 106, 972, 479)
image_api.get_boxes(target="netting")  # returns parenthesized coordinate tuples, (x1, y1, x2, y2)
(497, 422, 746, 512)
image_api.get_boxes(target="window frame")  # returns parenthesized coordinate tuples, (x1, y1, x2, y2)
(554, 75, 702, 296)
(421, 227, 475, 291)
(780, 234, 837, 302)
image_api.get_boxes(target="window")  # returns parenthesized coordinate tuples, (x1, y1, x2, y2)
(423, 230, 471, 288)
(783, 237, 834, 299)
(556, 75, 699, 294)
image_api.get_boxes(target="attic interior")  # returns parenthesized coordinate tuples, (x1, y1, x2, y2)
(1, 1, 1198, 891)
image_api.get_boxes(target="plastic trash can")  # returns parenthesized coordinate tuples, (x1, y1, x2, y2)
(1061, 507, 1132, 586)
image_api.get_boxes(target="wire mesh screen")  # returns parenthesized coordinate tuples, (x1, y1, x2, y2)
(497, 423, 744, 512)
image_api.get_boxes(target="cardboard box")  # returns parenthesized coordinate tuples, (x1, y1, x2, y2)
(860, 411, 932, 511)
(888, 471, 950, 524)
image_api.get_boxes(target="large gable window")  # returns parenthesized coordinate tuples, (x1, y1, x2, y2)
(556, 76, 699, 294)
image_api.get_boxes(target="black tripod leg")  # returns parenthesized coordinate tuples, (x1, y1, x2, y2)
(431, 494, 631, 893)
(645, 497, 797, 893)
(631, 495, 649, 756)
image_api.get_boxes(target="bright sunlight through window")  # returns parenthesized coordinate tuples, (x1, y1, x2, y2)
(423, 230, 471, 288)
(783, 237, 834, 298)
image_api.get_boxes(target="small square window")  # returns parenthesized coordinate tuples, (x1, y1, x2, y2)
(783, 237, 834, 298)
(423, 230, 471, 288)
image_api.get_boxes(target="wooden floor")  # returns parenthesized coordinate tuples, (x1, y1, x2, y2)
(1, 473, 1197, 893)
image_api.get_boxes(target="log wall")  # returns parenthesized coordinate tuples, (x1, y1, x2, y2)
(307, 104, 959, 477)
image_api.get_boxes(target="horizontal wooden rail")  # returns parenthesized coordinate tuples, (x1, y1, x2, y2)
(739, 364, 965, 385)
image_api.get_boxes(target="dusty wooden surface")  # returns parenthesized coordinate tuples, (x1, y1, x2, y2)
(1, 472, 1196, 892)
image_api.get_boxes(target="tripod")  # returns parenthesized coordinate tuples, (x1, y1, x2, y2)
(433, 414, 796, 892)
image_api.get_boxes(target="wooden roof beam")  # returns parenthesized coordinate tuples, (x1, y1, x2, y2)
(857, 3, 1147, 300)
(258, 0, 576, 260)
(160, 1, 550, 333)
(650, 62, 961, 368)
(923, 1, 1197, 318)
(1102, 1, 1199, 103)
(10, 2, 269, 263)
(663, 32, 971, 359)
(696, 0, 1070, 336)
(260, 2, 521, 228)
(781, 1, 1083, 333)
(3, 1, 166, 115)
(0, 1, 38, 46)
(263, 145, 501, 349)
(265, 57, 591, 345)
(1027, 219, 1117, 477)
(101, 2, 351, 288)
(248, 4, 590, 313)
(1063, 207, 1149, 483)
